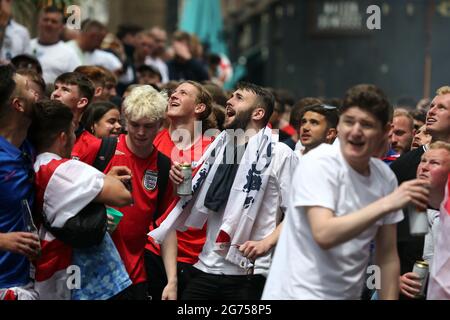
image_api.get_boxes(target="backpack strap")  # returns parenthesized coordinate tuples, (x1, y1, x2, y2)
(153, 151, 171, 226)
(92, 136, 118, 172)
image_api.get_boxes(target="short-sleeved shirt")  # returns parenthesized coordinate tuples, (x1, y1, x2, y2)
(107, 135, 172, 284)
(67, 41, 123, 72)
(1, 20, 31, 61)
(145, 129, 213, 264)
(71, 130, 102, 166)
(30, 39, 81, 84)
(0, 138, 34, 289)
(263, 144, 403, 300)
(33, 152, 125, 300)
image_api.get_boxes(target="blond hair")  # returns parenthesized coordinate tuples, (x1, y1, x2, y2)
(123, 85, 167, 122)
(393, 109, 414, 130)
(429, 141, 450, 153)
(436, 86, 450, 96)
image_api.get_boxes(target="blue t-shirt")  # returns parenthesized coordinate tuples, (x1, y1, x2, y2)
(71, 233, 131, 300)
(0, 137, 35, 289)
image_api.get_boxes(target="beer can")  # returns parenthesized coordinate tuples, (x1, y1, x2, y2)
(412, 260, 429, 298)
(177, 163, 192, 196)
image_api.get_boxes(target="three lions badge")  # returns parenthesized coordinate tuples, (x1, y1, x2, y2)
(143, 170, 158, 191)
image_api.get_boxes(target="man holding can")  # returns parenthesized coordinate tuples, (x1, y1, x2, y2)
(145, 81, 214, 300)
(391, 85, 450, 298)
(263, 84, 429, 300)
(399, 142, 450, 299)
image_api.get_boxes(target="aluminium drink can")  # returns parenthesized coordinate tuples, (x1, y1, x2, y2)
(412, 260, 429, 298)
(177, 163, 192, 196)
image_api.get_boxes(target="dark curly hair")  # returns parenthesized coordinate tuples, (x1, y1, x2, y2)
(342, 84, 392, 127)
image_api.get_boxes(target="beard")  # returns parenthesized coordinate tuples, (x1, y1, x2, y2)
(224, 107, 254, 130)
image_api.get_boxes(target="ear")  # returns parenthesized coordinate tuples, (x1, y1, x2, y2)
(252, 107, 265, 122)
(58, 131, 68, 147)
(11, 97, 24, 113)
(94, 87, 104, 97)
(77, 97, 89, 111)
(194, 103, 206, 116)
(54, 132, 69, 155)
(326, 128, 338, 143)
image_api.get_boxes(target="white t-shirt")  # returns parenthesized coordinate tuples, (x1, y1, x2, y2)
(422, 209, 440, 265)
(30, 39, 81, 83)
(1, 20, 30, 61)
(194, 142, 298, 277)
(294, 141, 304, 159)
(427, 183, 450, 300)
(67, 40, 122, 72)
(262, 144, 403, 300)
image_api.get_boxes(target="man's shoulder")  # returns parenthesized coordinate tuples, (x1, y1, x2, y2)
(392, 147, 424, 165)
(72, 131, 102, 163)
(154, 129, 170, 145)
(273, 140, 296, 157)
(76, 131, 101, 146)
(9, 20, 29, 35)
(371, 157, 398, 183)
(153, 129, 174, 156)
(303, 143, 339, 162)
(390, 147, 424, 180)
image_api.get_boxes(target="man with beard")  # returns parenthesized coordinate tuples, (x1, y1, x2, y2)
(151, 82, 298, 300)
(390, 109, 415, 156)
(28, 100, 132, 300)
(0, 65, 40, 300)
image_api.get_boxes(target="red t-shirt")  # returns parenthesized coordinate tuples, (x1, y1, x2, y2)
(71, 131, 102, 166)
(107, 135, 172, 285)
(145, 129, 213, 264)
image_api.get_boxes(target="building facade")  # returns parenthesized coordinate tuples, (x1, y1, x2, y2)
(222, 0, 450, 104)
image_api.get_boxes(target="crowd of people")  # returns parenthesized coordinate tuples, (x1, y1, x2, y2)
(1, 2, 450, 300)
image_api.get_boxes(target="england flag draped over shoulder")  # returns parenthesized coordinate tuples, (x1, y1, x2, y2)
(428, 174, 450, 299)
(32, 153, 104, 300)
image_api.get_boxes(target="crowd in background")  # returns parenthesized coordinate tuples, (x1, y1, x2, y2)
(1, 2, 450, 301)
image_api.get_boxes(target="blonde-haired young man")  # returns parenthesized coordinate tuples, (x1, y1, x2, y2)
(105, 86, 177, 300)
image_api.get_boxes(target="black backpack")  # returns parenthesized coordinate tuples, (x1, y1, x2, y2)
(43, 136, 117, 248)
(152, 152, 171, 227)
